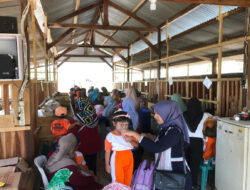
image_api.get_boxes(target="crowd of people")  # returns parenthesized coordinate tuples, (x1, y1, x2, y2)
(45, 86, 216, 190)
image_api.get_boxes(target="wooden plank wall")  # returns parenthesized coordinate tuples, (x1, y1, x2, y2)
(0, 81, 57, 162)
(114, 78, 242, 117)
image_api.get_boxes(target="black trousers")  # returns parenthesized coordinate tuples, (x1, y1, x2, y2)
(84, 154, 97, 175)
(185, 137, 203, 186)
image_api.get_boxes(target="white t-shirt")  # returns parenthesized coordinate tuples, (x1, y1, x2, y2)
(188, 112, 211, 138)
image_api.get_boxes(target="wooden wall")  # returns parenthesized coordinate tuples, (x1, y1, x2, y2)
(0, 80, 57, 162)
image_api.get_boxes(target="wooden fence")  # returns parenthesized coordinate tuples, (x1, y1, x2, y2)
(114, 77, 242, 117)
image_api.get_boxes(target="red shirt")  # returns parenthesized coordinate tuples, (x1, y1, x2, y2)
(69, 124, 101, 155)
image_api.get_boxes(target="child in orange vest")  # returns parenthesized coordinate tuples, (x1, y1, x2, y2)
(105, 110, 138, 186)
(203, 117, 217, 163)
(51, 107, 79, 141)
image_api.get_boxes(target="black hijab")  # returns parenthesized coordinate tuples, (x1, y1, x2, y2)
(183, 98, 204, 133)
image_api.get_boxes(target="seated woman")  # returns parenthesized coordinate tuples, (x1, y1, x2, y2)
(45, 133, 103, 190)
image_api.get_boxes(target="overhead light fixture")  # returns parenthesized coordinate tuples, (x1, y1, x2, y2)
(149, 0, 157, 11)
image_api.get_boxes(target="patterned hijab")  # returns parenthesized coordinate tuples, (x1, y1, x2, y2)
(75, 97, 98, 128)
(151, 100, 190, 143)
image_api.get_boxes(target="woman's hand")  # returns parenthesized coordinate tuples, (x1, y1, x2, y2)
(106, 164, 111, 174)
(122, 130, 141, 141)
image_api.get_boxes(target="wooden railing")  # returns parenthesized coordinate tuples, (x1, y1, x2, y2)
(114, 77, 242, 117)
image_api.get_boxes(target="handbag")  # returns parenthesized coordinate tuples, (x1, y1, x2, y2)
(153, 134, 187, 190)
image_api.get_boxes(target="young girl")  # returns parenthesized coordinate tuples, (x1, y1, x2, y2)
(105, 110, 138, 186)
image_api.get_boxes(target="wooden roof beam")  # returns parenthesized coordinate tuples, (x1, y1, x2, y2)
(54, 2, 101, 23)
(134, 31, 159, 55)
(95, 30, 126, 46)
(55, 45, 78, 60)
(47, 23, 157, 32)
(101, 0, 146, 45)
(158, 0, 250, 7)
(59, 30, 89, 45)
(58, 57, 70, 68)
(59, 44, 128, 49)
(112, 49, 128, 64)
(63, 54, 113, 58)
(48, 28, 74, 48)
(103, 0, 109, 25)
(108, 0, 156, 28)
(100, 57, 113, 69)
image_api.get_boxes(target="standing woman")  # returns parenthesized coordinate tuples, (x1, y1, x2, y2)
(70, 97, 101, 175)
(184, 98, 211, 189)
(122, 98, 139, 131)
(125, 87, 140, 111)
(122, 100, 192, 190)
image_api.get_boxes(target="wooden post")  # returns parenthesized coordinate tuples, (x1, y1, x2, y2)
(130, 45, 133, 82)
(157, 28, 161, 80)
(245, 8, 250, 108)
(166, 20, 169, 96)
(216, 6, 223, 116)
(127, 48, 130, 82)
(212, 57, 217, 75)
(44, 15, 49, 81)
(149, 32, 152, 80)
(31, 0, 37, 80)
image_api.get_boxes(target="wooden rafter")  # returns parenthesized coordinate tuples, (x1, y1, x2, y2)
(55, 45, 78, 60)
(158, 0, 250, 7)
(59, 30, 89, 45)
(59, 44, 128, 49)
(58, 57, 70, 68)
(101, 0, 146, 46)
(103, 0, 109, 25)
(71, 0, 81, 44)
(130, 7, 244, 57)
(47, 29, 74, 48)
(54, 2, 101, 23)
(112, 49, 128, 63)
(170, 48, 211, 61)
(108, 1, 155, 28)
(47, 23, 158, 32)
(100, 57, 113, 69)
(84, 9, 101, 44)
(63, 54, 113, 58)
(95, 30, 126, 46)
(134, 31, 159, 55)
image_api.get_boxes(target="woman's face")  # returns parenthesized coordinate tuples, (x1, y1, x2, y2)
(154, 111, 164, 125)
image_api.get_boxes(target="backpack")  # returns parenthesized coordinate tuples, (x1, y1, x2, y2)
(131, 160, 154, 190)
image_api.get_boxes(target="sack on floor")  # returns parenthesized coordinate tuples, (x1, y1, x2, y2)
(131, 160, 154, 190)
(102, 182, 131, 190)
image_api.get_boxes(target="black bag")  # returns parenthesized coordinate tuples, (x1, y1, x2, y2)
(153, 134, 187, 190)
(0, 54, 16, 79)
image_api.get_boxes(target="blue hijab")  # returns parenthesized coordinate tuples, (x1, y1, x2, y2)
(122, 98, 139, 131)
(102, 96, 117, 117)
(89, 89, 99, 103)
(152, 100, 190, 143)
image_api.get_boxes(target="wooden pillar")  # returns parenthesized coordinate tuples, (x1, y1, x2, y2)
(127, 48, 130, 82)
(216, 6, 223, 116)
(157, 28, 161, 80)
(130, 45, 133, 83)
(44, 15, 49, 81)
(212, 57, 217, 75)
(31, 0, 37, 80)
(166, 20, 169, 96)
(245, 8, 250, 109)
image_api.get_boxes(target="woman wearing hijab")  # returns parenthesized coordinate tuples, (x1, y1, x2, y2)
(70, 97, 101, 175)
(102, 96, 117, 118)
(171, 93, 187, 112)
(184, 98, 211, 189)
(46, 133, 103, 190)
(122, 98, 139, 131)
(122, 100, 192, 190)
(125, 87, 140, 110)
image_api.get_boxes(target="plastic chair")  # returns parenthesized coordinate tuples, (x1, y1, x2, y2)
(200, 157, 215, 190)
(34, 155, 73, 190)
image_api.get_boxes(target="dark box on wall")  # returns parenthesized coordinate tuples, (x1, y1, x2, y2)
(0, 16, 18, 34)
